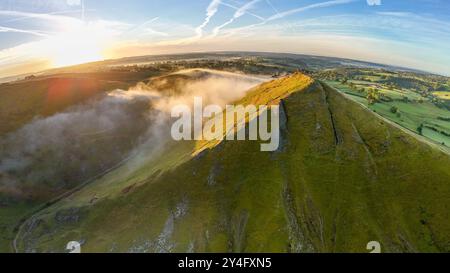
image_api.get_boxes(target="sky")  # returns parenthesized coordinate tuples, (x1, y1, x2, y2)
(0, 0, 450, 78)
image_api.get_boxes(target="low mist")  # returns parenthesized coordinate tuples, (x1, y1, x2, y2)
(0, 69, 267, 200)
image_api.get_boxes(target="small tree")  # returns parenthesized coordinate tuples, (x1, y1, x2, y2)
(417, 123, 424, 135)
(390, 106, 398, 114)
(367, 89, 380, 105)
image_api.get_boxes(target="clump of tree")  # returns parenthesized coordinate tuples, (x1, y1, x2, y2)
(417, 123, 424, 135)
(367, 88, 380, 105)
(390, 106, 398, 114)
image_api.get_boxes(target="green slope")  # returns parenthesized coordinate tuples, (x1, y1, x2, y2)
(15, 73, 450, 253)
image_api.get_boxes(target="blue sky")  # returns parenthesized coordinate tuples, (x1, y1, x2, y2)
(1, 0, 450, 77)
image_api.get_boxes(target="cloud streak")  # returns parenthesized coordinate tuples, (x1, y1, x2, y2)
(0, 10, 81, 25)
(219, 1, 265, 21)
(195, 0, 222, 38)
(266, 0, 355, 21)
(0, 26, 50, 37)
(222, 0, 356, 37)
(123, 17, 169, 37)
(367, 0, 381, 6)
(212, 0, 262, 37)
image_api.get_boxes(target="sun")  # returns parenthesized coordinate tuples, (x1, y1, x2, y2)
(49, 27, 104, 67)
(50, 32, 103, 67)
(42, 23, 113, 68)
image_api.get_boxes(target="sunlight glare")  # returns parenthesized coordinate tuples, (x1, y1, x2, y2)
(42, 22, 116, 68)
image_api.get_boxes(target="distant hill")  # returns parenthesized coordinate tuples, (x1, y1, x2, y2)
(1, 52, 429, 84)
(15, 73, 450, 253)
(88, 51, 426, 74)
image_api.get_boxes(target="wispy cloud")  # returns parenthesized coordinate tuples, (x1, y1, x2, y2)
(265, 0, 280, 15)
(132, 17, 169, 37)
(139, 28, 169, 37)
(135, 17, 160, 29)
(0, 10, 84, 39)
(376, 11, 411, 17)
(266, 0, 355, 21)
(0, 26, 50, 37)
(124, 17, 161, 36)
(66, 0, 85, 20)
(3, 9, 88, 23)
(212, 0, 262, 37)
(220, 1, 265, 21)
(0, 10, 81, 25)
(195, 0, 222, 38)
(222, 0, 356, 37)
(367, 0, 381, 6)
(265, 0, 297, 33)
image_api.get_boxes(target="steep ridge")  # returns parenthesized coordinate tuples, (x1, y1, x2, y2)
(15, 73, 450, 253)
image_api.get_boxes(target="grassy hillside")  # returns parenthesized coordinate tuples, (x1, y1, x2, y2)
(14, 73, 450, 253)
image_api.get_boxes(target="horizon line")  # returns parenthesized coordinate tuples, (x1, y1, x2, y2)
(1, 50, 446, 82)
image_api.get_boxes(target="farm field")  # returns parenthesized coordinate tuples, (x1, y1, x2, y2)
(434, 92, 450, 100)
(321, 69, 450, 148)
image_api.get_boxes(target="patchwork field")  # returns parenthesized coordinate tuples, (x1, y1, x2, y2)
(320, 68, 450, 148)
